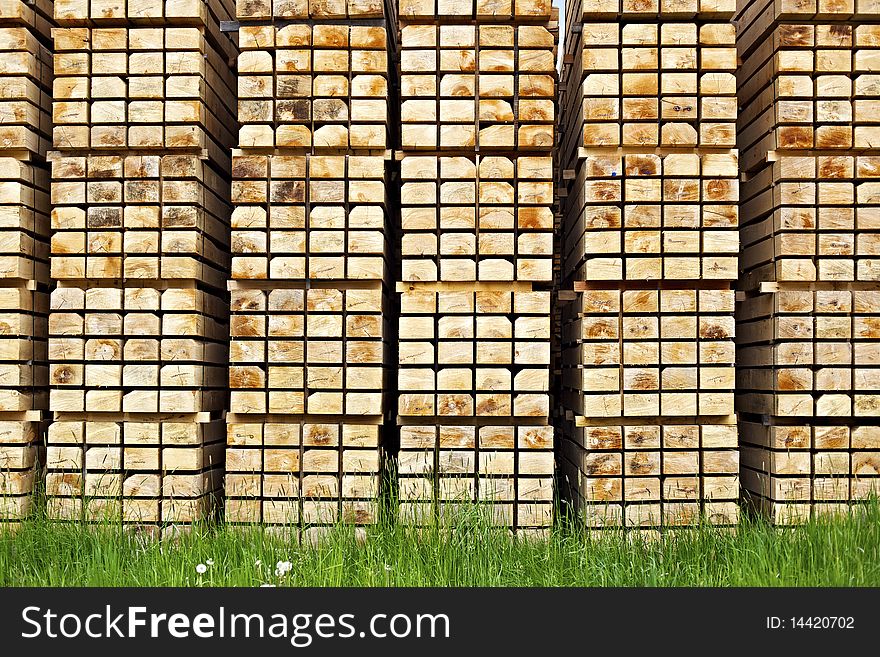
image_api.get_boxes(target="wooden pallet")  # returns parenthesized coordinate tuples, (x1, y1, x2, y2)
(398, 0, 552, 22)
(52, 26, 236, 170)
(733, 0, 878, 63)
(54, 0, 238, 31)
(561, 289, 736, 418)
(50, 153, 231, 288)
(236, 0, 389, 19)
(45, 418, 224, 523)
(231, 154, 389, 281)
(46, 283, 228, 526)
(737, 287, 880, 417)
(556, 0, 736, 172)
(736, 22, 880, 174)
(229, 285, 388, 415)
(739, 420, 880, 524)
(740, 154, 880, 288)
(48, 284, 228, 413)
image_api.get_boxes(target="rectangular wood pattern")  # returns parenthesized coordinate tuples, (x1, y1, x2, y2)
(0, 0, 52, 524)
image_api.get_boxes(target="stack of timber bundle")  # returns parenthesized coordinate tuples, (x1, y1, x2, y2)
(0, 0, 52, 526)
(736, 1, 880, 523)
(224, 1, 396, 539)
(45, 1, 237, 531)
(556, 0, 740, 533)
(395, 1, 557, 535)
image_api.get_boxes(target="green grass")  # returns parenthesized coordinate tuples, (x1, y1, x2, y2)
(2, 502, 880, 586)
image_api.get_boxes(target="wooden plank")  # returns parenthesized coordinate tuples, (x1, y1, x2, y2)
(0, 8, 51, 521)
(225, 421, 382, 527)
(45, 418, 226, 524)
(399, 23, 556, 152)
(398, 423, 553, 530)
(400, 154, 554, 283)
(557, 417, 739, 529)
(237, 23, 391, 152)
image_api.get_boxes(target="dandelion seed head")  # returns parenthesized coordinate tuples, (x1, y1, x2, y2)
(206, 558, 214, 566)
(195, 563, 207, 574)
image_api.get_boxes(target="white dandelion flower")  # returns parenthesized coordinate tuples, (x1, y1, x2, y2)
(195, 563, 207, 575)
(206, 559, 214, 566)
(275, 560, 292, 577)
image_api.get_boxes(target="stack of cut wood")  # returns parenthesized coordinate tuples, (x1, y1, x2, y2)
(224, 2, 395, 539)
(44, 2, 237, 531)
(0, 0, 52, 526)
(737, 1, 880, 522)
(556, 0, 740, 532)
(396, 1, 557, 535)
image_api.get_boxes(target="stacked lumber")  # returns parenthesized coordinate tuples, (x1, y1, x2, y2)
(0, 0, 52, 526)
(45, 1, 237, 531)
(224, 3, 395, 538)
(399, 21, 555, 151)
(395, 1, 557, 535)
(737, 0, 880, 522)
(556, 0, 740, 532)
